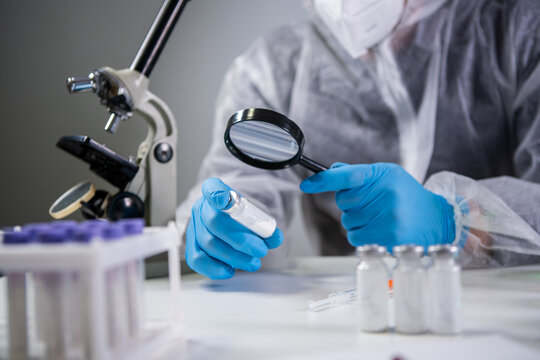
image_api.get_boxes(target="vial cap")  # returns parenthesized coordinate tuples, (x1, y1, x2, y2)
(428, 244, 459, 259)
(392, 244, 424, 259)
(118, 218, 145, 235)
(356, 244, 386, 257)
(4, 231, 33, 245)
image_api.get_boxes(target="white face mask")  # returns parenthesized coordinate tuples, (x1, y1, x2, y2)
(313, 0, 406, 58)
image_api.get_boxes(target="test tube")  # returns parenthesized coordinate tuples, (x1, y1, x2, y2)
(356, 245, 389, 332)
(118, 219, 145, 340)
(393, 245, 428, 334)
(223, 190, 276, 238)
(34, 228, 71, 360)
(427, 245, 462, 335)
(4, 231, 32, 360)
(102, 223, 130, 349)
(68, 225, 104, 359)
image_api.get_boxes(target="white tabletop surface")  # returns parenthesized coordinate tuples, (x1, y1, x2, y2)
(147, 257, 540, 360)
(2, 257, 540, 359)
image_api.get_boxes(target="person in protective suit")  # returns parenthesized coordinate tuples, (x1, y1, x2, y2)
(177, 0, 540, 279)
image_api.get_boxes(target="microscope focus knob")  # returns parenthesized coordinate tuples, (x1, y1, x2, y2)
(107, 192, 145, 221)
(104, 113, 125, 134)
(67, 75, 96, 93)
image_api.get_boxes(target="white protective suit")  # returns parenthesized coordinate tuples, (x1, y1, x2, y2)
(177, 0, 540, 268)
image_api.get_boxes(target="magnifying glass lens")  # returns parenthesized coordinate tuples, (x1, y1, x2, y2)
(229, 121, 299, 162)
(225, 108, 328, 172)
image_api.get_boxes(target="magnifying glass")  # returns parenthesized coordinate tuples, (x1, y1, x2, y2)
(224, 108, 328, 173)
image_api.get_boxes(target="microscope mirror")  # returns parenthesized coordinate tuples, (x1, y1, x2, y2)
(49, 181, 96, 219)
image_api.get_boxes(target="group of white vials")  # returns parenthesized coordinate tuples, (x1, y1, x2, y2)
(357, 244, 462, 335)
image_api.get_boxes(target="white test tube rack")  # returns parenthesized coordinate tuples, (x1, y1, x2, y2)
(0, 222, 183, 360)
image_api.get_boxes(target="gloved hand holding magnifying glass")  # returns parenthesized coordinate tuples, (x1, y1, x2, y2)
(300, 162, 456, 250)
(222, 108, 457, 251)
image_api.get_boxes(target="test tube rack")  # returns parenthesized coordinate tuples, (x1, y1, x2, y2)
(0, 222, 183, 360)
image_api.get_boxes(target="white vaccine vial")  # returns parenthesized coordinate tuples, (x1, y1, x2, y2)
(428, 244, 462, 335)
(223, 191, 276, 238)
(356, 245, 389, 332)
(393, 245, 427, 334)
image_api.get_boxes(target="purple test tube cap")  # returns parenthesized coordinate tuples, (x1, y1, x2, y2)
(38, 229, 68, 244)
(3, 231, 33, 245)
(83, 219, 110, 228)
(73, 227, 102, 243)
(22, 223, 51, 236)
(101, 224, 125, 241)
(52, 220, 78, 227)
(52, 220, 80, 237)
(118, 218, 145, 235)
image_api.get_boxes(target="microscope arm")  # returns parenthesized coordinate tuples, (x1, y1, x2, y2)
(125, 90, 177, 226)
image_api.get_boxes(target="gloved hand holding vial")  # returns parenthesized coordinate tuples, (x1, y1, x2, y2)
(185, 177, 283, 279)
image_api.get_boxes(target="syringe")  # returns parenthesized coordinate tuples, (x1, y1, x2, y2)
(307, 288, 357, 312)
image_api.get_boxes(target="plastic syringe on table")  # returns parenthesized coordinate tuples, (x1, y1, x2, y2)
(308, 289, 357, 312)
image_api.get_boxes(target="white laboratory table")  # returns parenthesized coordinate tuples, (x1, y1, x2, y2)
(1, 257, 539, 359)
(148, 257, 540, 360)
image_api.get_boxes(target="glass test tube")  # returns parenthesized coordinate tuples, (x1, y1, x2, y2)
(4, 231, 31, 360)
(71, 225, 106, 359)
(223, 191, 276, 238)
(52, 221, 88, 360)
(393, 245, 428, 334)
(356, 245, 389, 332)
(119, 219, 145, 340)
(103, 224, 130, 349)
(427, 244, 462, 335)
(34, 228, 72, 360)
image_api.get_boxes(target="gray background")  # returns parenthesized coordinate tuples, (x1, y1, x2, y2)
(0, 1, 307, 233)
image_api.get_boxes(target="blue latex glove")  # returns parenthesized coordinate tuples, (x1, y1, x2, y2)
(186, 177, 283, 279)
(300, 163, 455, 251)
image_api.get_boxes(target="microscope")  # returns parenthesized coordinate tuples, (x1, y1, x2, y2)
(50, 0, 189, 226)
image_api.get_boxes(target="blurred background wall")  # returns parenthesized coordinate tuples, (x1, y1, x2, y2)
(0, 0, 313, 253)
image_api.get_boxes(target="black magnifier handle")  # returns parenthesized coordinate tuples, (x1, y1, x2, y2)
(299, 156, 328, 173)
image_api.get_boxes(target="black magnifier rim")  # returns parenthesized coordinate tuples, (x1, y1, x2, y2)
(224, 108, 305, 170)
